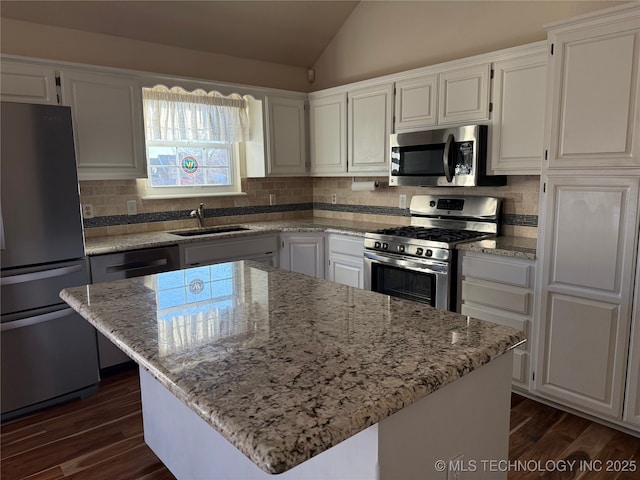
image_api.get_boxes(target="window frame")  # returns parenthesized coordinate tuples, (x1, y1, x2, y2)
(140, 85, 248, 199)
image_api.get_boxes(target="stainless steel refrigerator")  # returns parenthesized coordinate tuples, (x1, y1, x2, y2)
(1, 102, 99, 420)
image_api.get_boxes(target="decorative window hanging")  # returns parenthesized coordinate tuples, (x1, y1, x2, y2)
(142, 85, 249, 143)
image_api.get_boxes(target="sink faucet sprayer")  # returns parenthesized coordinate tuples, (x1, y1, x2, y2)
(190, 203, 205, 228)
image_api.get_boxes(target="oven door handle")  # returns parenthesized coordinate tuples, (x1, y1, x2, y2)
(443, 133, 454, 183)
(364, 251, 449, 275)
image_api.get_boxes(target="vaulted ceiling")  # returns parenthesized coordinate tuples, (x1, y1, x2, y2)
(0, 1, 360, 68)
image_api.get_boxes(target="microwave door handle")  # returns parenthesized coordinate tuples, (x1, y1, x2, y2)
(443, 133, 454, 183)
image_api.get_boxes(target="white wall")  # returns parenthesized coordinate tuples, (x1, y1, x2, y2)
(0, 18, 310, 92)
(311, 1, 623, 89)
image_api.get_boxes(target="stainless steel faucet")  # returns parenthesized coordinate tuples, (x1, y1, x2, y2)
(190, 203, 205, 228)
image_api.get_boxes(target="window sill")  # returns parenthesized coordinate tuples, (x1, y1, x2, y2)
(141, 192, 248, 200)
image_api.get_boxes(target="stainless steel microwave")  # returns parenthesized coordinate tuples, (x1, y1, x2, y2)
(389, 125, 506, 187)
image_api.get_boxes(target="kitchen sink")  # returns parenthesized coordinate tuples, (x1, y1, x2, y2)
(169, 226, 251, 236)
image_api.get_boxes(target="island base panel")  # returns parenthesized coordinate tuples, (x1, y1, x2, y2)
(139, 351, 512, 479)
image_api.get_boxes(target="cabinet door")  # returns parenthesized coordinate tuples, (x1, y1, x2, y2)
(266, 95, 307, 176)
(280, 234, 325, 279)
(309, 92, 348, 176)
(327, 235, 365, 288)
(59, 69, 147, 180)
(438, 64, 491, 125)
(624, 301, 640, 427)
(328, 253, 364, 288)
(490, 49, 547, 175)
(0, 61, 58, 105)
(534, 175, 639, 419)
(546, 13, 640, 168)
(394, 74, 438, 132)
(348, 83, 393, 175)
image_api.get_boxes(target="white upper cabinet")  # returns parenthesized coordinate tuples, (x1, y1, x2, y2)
(265, 95, 307, 176)
(438, 63, 491, 125)
(489, 45, 547, 175)
(59, 69, 147, 180)
(309, 92, 348, 176)
(309, 82, 392, 177)
(394, 74, 438, 132)
(0, 60, 58, 105)
(348, 82, 394, 175)
(545, 8, 640, 168)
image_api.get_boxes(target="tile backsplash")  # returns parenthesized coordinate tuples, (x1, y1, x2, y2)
(80, 175, 540, 238)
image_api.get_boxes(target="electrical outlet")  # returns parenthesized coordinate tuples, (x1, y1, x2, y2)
(82, 204, 94, 219)
(269, 194, 276, 206)
(399, 194, 407, 209)
(126, 200, 137, 216)
(331, 193, 337, 204)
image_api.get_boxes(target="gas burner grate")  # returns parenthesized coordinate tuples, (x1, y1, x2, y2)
(372, 226, 487, 243)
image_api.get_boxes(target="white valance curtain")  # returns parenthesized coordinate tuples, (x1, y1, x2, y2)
(142, 85, 249, 143)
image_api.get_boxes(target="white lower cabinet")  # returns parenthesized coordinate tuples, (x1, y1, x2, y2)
(327, 235, 364, 288)
(534, 175, 639, 421)
(459, 251, 535, 390)
(279, 233, 325, 279)
(624, 274, 640, 427)
(180, 235, 279, 268)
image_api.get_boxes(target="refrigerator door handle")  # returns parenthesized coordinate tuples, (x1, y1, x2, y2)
(0, 206, 4, 250)
(0, 307, 75, 331)
(0, 264, 83, 286)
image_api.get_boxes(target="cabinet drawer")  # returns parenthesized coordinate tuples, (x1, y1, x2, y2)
(462, 255, 532, 287)
(460, 303, 528, 335)
(329, 235, 364, 257)
(461, 280, 531, 315)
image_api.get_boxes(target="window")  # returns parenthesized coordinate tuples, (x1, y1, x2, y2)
(142, 85, 249, 198)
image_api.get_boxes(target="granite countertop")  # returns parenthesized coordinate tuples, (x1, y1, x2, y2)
(84, 218, 392, 256)
(85, 218, 537, 260)
(61, 261, 525, 474)
(457, 235, 538, 260)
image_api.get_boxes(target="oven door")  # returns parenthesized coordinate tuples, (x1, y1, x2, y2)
(364, 251, 451, 311)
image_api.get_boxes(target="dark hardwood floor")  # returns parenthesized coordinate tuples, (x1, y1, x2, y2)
(2, 368, 639, 479)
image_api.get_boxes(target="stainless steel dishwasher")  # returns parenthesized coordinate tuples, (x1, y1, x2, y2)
(89, 246, 180, 372)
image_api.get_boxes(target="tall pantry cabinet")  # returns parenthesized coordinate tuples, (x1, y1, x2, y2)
(534, 3, 640, 428)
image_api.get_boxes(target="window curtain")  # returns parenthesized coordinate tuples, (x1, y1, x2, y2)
(142, 85, 249, 143)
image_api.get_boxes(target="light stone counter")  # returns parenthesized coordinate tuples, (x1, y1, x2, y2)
(457, 235, 537, 260)
(84, 218, 393, 256)
(61, 261, 525, 477)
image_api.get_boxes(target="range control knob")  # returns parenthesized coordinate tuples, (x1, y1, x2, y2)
(382, 243, 389, 250)
(374, 241, 381, 249)
(398, 245, 405, 253)
(426, 249, 433, 257)
(416, 247, 424, 256)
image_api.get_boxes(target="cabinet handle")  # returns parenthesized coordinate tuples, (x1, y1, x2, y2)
(1, 307, 74, 331)
(1, 264, 82, 286)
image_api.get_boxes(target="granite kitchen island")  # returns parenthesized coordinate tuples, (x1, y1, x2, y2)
(61, 261, 525, 480)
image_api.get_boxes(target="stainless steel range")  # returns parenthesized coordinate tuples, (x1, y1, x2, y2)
(364, 195, 501, 311)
